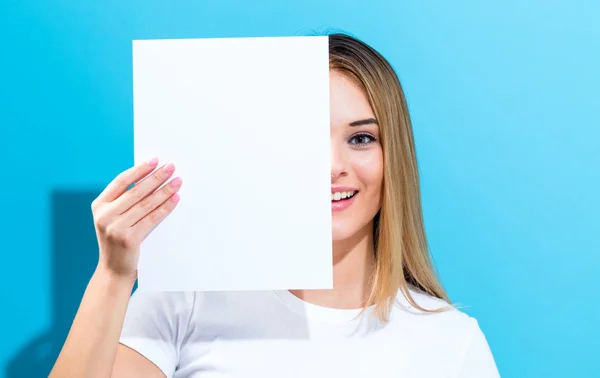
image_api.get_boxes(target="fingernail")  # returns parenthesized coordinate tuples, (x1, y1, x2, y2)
(164, 163, 175, 173)
(170, 177, 182, 187)
(171, 193, 180, 203)
(147, 157, 159, 167)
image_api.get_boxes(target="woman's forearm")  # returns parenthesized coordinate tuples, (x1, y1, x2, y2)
(49, 267, 136, 378)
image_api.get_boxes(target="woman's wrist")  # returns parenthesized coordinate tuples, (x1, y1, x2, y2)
(93, 265, 137, 293)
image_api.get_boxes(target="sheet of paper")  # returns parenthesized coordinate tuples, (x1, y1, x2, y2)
(132, 36, 332, 291)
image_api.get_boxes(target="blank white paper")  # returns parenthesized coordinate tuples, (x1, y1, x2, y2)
(132, 36, 332, 291)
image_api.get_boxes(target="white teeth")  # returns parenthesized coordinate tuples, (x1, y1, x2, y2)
(331, 191, 356, 201)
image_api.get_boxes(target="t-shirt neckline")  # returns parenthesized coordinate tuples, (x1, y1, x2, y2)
(271, 289, 376, 323)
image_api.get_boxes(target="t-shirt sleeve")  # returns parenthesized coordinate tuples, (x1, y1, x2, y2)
(119, 289, 196, 378)
(455, 319, 501, 378)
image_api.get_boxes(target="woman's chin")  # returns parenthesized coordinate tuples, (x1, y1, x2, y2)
(331, 217, 376, 243)
(331, 222, 361, 242)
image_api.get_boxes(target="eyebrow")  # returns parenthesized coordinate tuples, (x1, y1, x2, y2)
(349, 118, 378, 126)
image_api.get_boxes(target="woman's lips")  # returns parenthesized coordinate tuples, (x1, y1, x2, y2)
(331, 192, 357, 212)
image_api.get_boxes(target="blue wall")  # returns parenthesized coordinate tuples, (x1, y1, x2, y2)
(1, 1, 598, 377)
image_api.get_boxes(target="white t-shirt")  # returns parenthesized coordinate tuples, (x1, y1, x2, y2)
(119, 288, 500, 377)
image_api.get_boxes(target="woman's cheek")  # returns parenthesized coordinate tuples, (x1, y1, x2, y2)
(351, 148, 384, 185)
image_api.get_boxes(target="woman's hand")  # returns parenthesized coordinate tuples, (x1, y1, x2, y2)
(91, 158, 182, 281)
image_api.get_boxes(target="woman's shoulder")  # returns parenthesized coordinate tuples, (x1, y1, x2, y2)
(388, 287, 490, 355)
(392, 286, 483, 333)
(389, 288, 499, 376)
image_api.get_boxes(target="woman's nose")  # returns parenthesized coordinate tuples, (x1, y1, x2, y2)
(330, 144, 348, 181)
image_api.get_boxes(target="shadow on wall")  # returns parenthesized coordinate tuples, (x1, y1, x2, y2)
(6, 189, 136, 378)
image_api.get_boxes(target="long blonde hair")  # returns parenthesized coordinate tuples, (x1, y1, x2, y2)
(328, 32, 452, 321)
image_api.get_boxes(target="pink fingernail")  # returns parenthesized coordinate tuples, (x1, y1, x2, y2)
(147, 157, 158, 167)
(170, 177, 182, 187)
(164, 163, 175, 173)
(171, 193, 180, 202)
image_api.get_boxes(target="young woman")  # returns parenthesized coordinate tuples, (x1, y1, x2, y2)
(50, 33, 500, 377)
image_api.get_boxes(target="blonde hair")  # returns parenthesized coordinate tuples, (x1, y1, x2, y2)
(328, 32, 452, 321)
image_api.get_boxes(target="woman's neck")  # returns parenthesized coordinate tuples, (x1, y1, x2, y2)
(290, 221, 375, 309)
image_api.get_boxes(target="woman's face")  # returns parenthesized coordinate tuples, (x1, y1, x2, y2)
(329, 71, 384, 242)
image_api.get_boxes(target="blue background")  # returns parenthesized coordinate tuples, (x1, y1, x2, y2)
(1, 1, 598, 377)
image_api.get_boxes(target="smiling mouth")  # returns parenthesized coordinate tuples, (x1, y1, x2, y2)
(331, 190, 358, 202)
